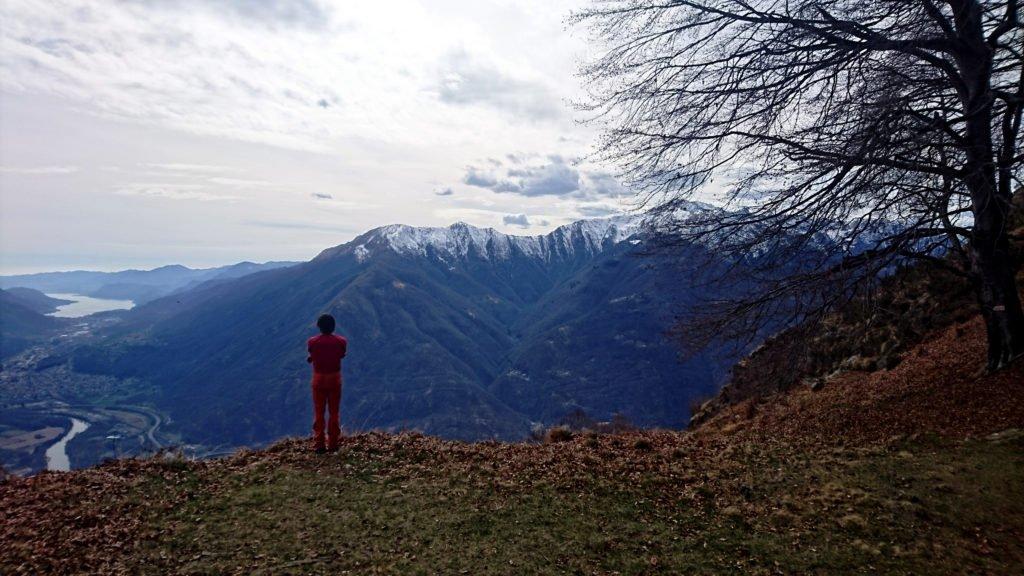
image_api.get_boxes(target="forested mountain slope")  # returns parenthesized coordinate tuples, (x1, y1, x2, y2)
(70, 217, 731, 445)
(0, 290, 67, 360)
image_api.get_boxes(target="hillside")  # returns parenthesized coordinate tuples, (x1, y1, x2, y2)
(2, 423, 1022, 573)
(3, 314, 1023, 575)
(2, 288, 72, 314)
(0, 290, 67, 360)
(696, 316, 1024, 444)
(65, 217, 733, 445)
(0, 261, 298, 304)
(688, 251, 1021, 427)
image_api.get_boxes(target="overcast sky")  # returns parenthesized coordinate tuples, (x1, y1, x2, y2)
(0, 0, 636, 274)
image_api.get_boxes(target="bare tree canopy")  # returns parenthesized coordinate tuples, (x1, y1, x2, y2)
(575, 0, 1024, 370)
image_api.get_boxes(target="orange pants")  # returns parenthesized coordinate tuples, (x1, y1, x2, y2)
(311, 372, 342, 449)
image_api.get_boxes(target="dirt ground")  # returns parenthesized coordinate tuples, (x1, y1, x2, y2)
(0, 427, 64, 453)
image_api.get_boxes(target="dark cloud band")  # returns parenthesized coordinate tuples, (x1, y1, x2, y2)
(461, 154, 626, 200)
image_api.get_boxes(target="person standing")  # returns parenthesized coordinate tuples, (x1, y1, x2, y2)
(307, 314, 347, 453)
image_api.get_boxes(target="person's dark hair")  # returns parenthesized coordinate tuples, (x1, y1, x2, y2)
(316, 314, 336, 334)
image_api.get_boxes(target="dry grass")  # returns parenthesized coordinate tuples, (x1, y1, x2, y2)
(700, 317, 1024, 446)
(3, 428, 1024, 575)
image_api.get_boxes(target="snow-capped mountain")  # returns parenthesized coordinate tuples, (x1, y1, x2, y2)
(77, 212, 731, 446)
(28, 203, 903, 451)
(315, 215, 641, 263)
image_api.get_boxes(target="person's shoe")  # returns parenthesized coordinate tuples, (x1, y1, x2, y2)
(314, 446, 327, 455)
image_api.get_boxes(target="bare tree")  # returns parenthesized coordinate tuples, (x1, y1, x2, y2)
(575, 0, 1024, 370)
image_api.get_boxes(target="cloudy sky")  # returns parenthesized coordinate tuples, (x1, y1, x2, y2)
(0, 0, 635, 274)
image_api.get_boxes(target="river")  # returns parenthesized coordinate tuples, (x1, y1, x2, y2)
(45, 293, 134, 317)
(45, 418, 89, 472)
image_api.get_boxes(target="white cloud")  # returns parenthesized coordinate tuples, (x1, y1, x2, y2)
(0, 0, 631, 272)
(576, 204, 622, 218)
(113, 183, 242, 202)
(436, 50, 563, 121)
(207, 177, 273, 187)
(0, 0, 587, 153)
(144, 163, 238, 173)
(0, 165, 79, 174)
(126, 0, 335, 30)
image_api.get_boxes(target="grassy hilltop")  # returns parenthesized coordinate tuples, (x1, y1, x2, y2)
(4, 316, 1024, 575)
(3, 429, 1024, 575)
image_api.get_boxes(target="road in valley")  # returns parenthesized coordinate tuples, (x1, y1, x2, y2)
(114, 405, 164, 449)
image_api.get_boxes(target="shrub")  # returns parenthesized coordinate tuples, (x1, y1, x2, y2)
(607, 413, 636, 434)
(559, 408, 596, 431)
(633, 438, 653, 451)
(544, 426, 573, 444)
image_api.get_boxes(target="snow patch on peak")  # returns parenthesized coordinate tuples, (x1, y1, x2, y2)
(374, 222, 518, 259)
(353, 244, 370, 263)
(549, 215, 639, 248)
(317, 215, 644, 263)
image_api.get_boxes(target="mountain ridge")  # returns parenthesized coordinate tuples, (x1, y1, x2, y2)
(0, 289, 68, 359)
(0, 260, 300, 304)
(65, 214, 729, 446)
(315, 215, 642, 264)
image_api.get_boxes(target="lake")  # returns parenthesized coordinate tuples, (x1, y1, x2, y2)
(45, 417, 89, 472)
(46, 293, 134, 317)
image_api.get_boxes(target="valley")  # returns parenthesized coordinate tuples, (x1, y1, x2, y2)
(1, 311, 219, 475)
(3, 2, 1021, 573)
(0, 354, 229, 476)
(0, 260, 311, 474)
(44, 293, 134, 318)
(60, 217, 734, 447)
(1, 216, 739, 475)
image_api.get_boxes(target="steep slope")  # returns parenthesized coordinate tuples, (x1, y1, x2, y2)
(0, 290, 66, 359)
(689, 242, 1022, 429)
(695, 316, 1024, 445)
(71, 217, 731, 445)
(1, 288, 72, 314)
(490, 241, 728, 428)
(7, 246, 1024, 574)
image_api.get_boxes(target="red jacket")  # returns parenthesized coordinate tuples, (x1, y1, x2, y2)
(307, 333, 347, 374)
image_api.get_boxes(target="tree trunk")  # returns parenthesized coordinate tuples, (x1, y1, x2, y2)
(969, 217, 1024, 370)
(954, 0, 1024, 370)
